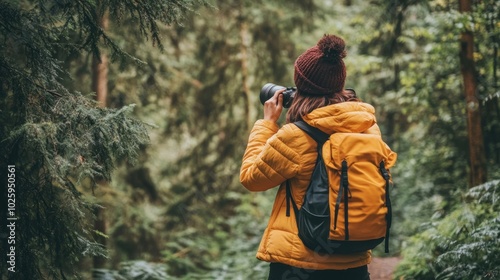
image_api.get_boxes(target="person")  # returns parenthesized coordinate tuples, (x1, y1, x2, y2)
(240, 34, 380, 280)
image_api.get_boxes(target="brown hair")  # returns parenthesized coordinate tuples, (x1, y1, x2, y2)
(286, 89, 360, 123)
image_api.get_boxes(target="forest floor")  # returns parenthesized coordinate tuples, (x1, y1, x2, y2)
(368, 257, 402, 280)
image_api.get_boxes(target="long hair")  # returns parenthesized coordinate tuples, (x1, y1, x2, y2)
(286, 89, 360, 123)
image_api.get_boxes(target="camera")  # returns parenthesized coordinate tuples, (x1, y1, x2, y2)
(260, 83, 296, 108)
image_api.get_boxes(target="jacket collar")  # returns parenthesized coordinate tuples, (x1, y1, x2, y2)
(302, 102, 378, 135)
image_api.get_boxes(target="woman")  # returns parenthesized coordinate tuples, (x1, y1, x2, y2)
(240, 34, 379, 279)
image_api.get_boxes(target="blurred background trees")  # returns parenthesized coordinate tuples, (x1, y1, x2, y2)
(1, 0, 499, 279)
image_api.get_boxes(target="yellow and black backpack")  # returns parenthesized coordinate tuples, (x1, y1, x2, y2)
(286, 120, 397, 254)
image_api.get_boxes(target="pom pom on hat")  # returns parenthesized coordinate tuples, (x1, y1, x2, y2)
(294, 34, 347, 95)
(317, 34, 347, 63)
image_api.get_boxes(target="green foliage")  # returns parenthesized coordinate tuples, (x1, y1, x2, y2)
(91, 190, 274, 279)
(1, 96, 150, 279)
(394, 180, 500, 280)
(161, 191, 273, 279)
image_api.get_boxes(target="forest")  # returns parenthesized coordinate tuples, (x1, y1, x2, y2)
(0, 0, 499, 279)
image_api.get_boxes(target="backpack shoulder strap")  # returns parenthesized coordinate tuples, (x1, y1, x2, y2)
(294, 120, 330, 146)
(285, 120, 330, 220)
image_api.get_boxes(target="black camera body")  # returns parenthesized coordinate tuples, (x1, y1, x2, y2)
(260, 83, 296, 108)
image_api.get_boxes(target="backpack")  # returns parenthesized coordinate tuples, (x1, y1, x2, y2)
(286, 120, 397, 254)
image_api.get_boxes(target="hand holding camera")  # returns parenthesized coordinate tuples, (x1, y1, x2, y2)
(262, 87, 285, 123)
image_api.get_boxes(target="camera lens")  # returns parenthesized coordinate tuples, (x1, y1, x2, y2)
(259, 83, 296, 108)
(260, 83, 285, 105)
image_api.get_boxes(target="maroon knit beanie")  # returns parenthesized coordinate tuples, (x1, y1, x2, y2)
(294, 34, 347, 95)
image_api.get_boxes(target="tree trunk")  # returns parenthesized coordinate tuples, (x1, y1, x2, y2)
(92, 5, 109, 108)
(459, 0, 487, 187)
(91, 4, 109, 270)
(93, 54, 109, 107)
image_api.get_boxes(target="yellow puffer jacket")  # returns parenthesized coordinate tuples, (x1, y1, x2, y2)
(240, 102, 382, 270)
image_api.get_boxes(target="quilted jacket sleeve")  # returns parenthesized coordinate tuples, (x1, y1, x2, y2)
(240, 120, 302, 192)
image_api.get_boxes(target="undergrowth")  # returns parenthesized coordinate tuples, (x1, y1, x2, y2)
(394, 180, 500, 280)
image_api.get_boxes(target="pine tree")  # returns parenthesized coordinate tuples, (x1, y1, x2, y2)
(0, 0, 207, 279)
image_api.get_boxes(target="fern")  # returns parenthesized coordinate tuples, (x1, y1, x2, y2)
(394, 180, 500, 280)
(93, 261, 171, 280)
